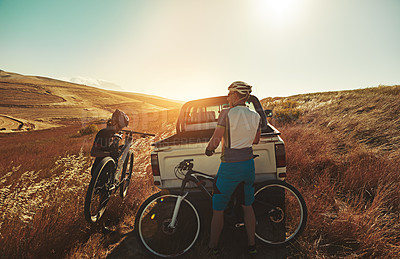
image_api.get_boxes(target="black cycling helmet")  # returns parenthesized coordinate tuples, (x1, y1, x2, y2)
(111, 109, 129, 128)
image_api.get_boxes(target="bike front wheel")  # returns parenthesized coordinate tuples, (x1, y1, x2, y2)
(84, 157, 115, 223)
(253, 180, 307, 246)
(120, 151, 134, 198)
(135, 192, 201, 258)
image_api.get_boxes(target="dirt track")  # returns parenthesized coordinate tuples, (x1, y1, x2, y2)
(0, 115, 24, 132)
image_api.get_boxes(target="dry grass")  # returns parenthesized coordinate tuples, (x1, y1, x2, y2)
(0, 124, 95, 258)
(291, 85, 400, 152)
(0, 124, 94, 178)
(281, 125, 400, 258)
(0, 119, 177, 258)
(264, 85, 400, 258)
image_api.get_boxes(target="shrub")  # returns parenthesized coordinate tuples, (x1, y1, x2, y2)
(78, 124, 98, 136)
(262, 99, 302, 124)
(274, 107, 301, 123)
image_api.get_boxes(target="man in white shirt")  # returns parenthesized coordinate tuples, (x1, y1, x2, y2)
(206, 81, 261, 255)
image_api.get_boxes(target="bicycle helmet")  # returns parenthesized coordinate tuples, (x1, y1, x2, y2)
(112, 109, 129, 128)
(228, 81, 252, 95)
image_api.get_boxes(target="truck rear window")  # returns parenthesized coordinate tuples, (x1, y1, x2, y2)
(176, 95, 275, 134)
(186, 104, 228, 124)
(185, 101, 258, 125)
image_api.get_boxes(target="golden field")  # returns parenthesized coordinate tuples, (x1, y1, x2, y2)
(1, 71, 399, 258)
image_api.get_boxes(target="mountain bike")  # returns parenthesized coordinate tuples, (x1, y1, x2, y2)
(135, 158, 307, 258)
(84, 129, 155, 224)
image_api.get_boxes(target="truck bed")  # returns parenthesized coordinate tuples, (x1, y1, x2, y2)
(152, 129, 214, 147)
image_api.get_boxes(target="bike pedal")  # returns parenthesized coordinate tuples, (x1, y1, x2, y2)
(235, 222, 245, 228)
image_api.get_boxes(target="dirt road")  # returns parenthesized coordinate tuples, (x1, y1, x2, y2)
(0, 115, 24, 132)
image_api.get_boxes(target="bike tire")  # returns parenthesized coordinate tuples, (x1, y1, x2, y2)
(135, 192, 201, 258)
(120, 151, 134, 198)
(84, 157, 115, 224)
(253, 180, 307, 246)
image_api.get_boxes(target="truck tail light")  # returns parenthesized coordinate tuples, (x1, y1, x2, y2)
(278, 172, 287, 178)
(275, 143, 286, 168)
(151, 153, 160, 176)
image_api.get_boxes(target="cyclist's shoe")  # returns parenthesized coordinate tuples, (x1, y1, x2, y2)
(208, 247, 220, 257)
(248, 245, 257, 256)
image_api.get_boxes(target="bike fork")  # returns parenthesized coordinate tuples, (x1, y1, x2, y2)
(168, 192, 189, 229)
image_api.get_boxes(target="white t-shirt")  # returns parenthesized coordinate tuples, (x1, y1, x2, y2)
(217, 105, 261, 162)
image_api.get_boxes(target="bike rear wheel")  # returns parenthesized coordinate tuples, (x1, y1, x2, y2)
(120, 151, 134, 198)
(135, 192, 201, 258)
(253, 180, 307, 245)
(84, 157, 115, 223)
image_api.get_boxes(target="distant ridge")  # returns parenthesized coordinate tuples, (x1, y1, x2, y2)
(0, 70, 182, 132)
(59, 76, 124, 91)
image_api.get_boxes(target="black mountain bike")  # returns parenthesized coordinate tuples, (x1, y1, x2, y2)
(84, 129, 155, 224)
(135, 159, 307, 257)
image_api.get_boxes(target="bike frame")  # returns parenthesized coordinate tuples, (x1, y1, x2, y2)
(112, 130, 155, 187)
(114, 133, 133, 182)
(168, 166, 214, 229)
(168, 160, 279, 230)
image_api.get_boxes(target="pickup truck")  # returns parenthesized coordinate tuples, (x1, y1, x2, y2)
(150, 95, 286, 191)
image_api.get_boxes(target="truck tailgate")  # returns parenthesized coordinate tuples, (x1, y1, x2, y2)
(154, 141, 278, 190)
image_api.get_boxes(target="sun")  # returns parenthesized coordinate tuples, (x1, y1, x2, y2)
(253, 0, 304, 28)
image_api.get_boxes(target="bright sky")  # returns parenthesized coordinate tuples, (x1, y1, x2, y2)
(1, 0, 399, 101)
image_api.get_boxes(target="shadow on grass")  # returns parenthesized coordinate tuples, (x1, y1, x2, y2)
(106, 199, 290, 259)
(106, 227, 289, 259)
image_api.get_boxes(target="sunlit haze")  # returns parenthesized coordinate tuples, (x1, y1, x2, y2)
(0, 0, 399, 101)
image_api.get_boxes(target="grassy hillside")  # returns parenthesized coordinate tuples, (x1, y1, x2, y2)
(262, 85, 400, 153)
(0, 70, 182, 132)
(261, 85, 400, 257)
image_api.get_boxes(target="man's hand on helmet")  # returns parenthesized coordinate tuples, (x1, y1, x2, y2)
(205, 148, 214, 157)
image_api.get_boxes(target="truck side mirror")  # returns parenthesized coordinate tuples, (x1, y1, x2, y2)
(264, 109, 273, 117)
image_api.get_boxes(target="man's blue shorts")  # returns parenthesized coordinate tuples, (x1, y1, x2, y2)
(212, 159, 255, 211)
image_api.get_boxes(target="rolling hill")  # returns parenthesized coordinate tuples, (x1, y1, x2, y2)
(261, 85, 400, 154)
(0, 70, 183, 132)
(260, 86, 400, 257)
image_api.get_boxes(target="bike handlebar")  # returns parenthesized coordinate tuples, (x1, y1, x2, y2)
(121, 129, 155, 137)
